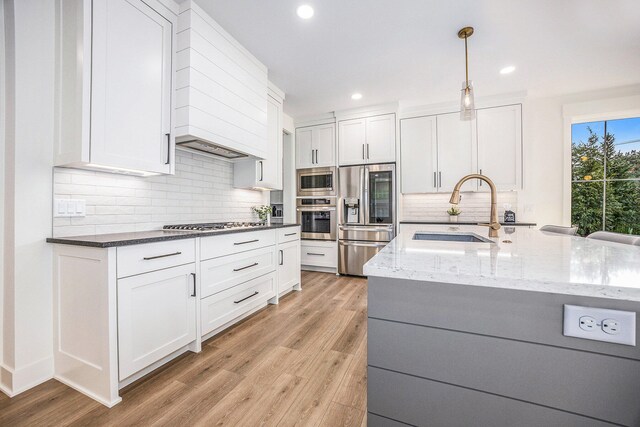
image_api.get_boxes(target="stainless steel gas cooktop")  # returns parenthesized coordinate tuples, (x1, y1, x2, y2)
(163, 222, 265, 232)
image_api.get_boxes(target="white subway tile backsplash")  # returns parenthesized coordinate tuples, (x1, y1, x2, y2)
(401, 192, 518, 223)
(52, 150, 266, 237)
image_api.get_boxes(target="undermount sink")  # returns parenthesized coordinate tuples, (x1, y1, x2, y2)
(412, 232, 494, 243)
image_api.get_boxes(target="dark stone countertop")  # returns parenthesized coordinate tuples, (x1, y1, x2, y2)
(400, 220, 537, 227)
(46, 223, 300, 248)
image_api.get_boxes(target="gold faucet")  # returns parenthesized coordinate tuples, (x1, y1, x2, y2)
(449, 174, 501, 238)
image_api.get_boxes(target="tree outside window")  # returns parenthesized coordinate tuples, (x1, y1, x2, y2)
(571, 117, 640, 236)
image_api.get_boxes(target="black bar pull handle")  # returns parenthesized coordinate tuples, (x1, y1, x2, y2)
(234, 239, 259, 246)
(190, 272, 196, 297)
(143, 251, 181, 260)
(165, 133, 171, 165)
(233, 262, 258, 272)
(234, 291, 259, 304)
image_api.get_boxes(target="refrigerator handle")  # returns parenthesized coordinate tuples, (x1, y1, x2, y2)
(363, 166, 370, 225)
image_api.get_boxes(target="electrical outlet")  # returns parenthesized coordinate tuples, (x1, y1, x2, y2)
(564, 305, 636, 346)
(602, 319, 620, 335)
(579, 316, 596, 331)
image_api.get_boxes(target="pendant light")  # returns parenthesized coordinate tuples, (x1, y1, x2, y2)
(458, 26, 475, 121)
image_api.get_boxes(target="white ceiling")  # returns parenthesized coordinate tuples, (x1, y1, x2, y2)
(192, 0, 640, 117)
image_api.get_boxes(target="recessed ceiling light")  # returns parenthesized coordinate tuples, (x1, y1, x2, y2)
(351, 93, 362, 100)
(500, 65, 516, 75)
(296, 5, 314, 19)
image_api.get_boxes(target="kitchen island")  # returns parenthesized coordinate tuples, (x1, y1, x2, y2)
(364, 224, 640, 427)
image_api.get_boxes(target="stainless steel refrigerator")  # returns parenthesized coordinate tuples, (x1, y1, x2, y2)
(338, 163, 395, 276)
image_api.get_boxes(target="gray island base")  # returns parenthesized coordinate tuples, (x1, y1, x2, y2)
(364, 225, 640, 427)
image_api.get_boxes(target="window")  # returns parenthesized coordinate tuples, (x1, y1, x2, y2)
(571, 117, 640, 236)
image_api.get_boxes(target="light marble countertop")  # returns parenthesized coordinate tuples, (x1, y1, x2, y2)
(363, 224, 640, 302)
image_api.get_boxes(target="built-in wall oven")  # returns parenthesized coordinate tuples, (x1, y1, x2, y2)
(296, 197, 337, 240)
(297, 167, 336, 197)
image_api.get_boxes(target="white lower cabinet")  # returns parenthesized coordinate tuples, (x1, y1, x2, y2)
(201, 272, 276, 336)
(301, 240, 338, 269)
(117, 263, 197, 380)
(200, 246, 277, 298)
(277, 239, 301, 295)
(51, 227, 301, 408)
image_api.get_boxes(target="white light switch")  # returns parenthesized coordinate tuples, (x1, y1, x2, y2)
(564, 305, 636, 346)
(54, 198, 86, 218)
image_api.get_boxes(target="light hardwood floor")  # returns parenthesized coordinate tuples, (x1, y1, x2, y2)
(0, 271, 368, 426)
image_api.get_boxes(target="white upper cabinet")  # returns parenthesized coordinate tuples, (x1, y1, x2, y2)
(400, 116, 438, 193)
(338, 119, 367, 165)
(234, 85, 284, 190)
(400, 104, 522, 194)
(366, 114, 397, 164)
(476, 104, 523, 191)
(436, 112, 477, 192)
(338, 113, 396, 166)
(55, 0, 176, 175)
(295, 123, 336, 169)
(175, 1, 268, 159)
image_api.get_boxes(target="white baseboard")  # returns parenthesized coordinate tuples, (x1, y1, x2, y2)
(54, 375, 122, 408)
(0, 356, 53, 397)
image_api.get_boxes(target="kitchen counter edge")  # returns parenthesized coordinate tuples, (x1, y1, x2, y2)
(46, 224, 300, 248)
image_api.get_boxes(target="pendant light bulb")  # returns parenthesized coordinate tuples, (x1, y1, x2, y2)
(460, 81, 475, 120)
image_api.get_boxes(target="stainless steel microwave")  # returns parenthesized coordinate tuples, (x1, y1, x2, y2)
(296, 167, 336, 197)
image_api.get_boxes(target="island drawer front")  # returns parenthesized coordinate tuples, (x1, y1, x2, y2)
(200, 246, 276, 299)
(117, 239, 196, 278)
(201, 272, 276, 336)
(301, 243, 336, 268)
(200, 230, 276, 260)
(368, 318, 640, 426)
(368, 277, 640, 361)
(277, 227, 300, 244)
(368, 367, 612, 427)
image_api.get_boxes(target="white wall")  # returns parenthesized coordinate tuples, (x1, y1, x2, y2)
(1, 0, 54, 396)
(53, 150, 267, 237)
(519, 85, 640, 227)
(0, 0, 6, 388)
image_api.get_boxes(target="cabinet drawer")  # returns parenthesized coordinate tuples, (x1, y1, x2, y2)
(200, 246, 276, 299)
(201, 272, 276, 336)
(200, 230, 276, 260)
(277, 227, 300, 244)
(117, 239, 196, 278)
(301, 243, 337, 268)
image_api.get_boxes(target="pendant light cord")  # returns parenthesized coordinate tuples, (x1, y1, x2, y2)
(464, 35, 469, 90)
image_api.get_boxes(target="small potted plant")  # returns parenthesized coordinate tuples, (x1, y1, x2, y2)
(253, 205, 272, 225)
(447, 205, 461, 223)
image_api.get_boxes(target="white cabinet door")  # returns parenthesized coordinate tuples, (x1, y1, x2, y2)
(118, 263, 196, 380)
(436, 112, 477, 192)
(296, 127, 314, 169)
(263, 94, 283, 189)
(234, 94, 283, 189)
(277, 239, 301, 295)
(339, 119, 367, 166)
(365, 114, 396, 164)
(90, 0, 173, 174)
(476, 104, 522, 191)
(313, 123, 336, 167)
(400, 116, 438, 193)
